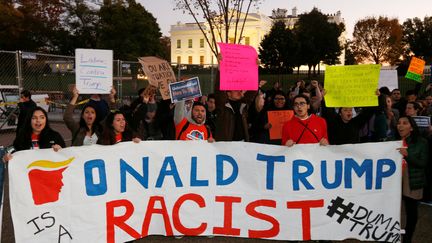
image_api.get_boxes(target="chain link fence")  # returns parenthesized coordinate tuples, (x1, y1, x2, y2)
(1, 50, 431, 146)
(0, 50, 221, 146)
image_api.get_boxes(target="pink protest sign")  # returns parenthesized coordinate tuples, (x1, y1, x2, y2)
(218, 43, 258, 90)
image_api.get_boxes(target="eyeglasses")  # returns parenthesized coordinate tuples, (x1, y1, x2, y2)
(293, 102, 307, 107)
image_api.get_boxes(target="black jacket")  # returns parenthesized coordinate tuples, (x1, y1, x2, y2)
(13, 128, 65, 151)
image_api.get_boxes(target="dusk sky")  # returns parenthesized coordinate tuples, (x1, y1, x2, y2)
(138, 0, 430, 38)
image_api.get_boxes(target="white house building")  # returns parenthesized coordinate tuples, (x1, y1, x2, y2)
(170, 7, 346, 68)
(170, 11, 272, 66)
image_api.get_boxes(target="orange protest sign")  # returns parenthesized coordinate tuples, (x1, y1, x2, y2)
(268, 110, 294, 140)
(407, 57, 425, 74)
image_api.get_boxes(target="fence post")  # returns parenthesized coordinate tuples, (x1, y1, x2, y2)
(15, 50, 23, 91)
(117, 60, 122, 102)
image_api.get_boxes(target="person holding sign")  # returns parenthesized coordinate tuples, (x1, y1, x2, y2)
(248, 90, 293, 144)
(174, 99, 213, 141)
(213, 72, 258, 141)
(321, 89, 380, 144)
(63, 87, 102, 146)
(282, 94, 328, 146)
(396, 116, 429, 243)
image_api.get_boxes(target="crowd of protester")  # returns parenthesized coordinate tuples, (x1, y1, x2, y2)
(1, 77, 431, 243)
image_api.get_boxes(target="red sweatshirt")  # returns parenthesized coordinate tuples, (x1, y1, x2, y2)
(281, 114, 328, 145)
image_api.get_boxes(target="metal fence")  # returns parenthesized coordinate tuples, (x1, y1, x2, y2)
(1, 50, 431, 131)
(0, 50, 221, 142)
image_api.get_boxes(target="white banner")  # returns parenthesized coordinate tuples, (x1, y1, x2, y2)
(9, 141, 402, 242)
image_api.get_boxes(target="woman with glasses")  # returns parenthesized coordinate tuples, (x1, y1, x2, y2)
(249, 90, 292, 144)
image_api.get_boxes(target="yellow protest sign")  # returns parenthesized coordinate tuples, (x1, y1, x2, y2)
(324, 64, 380, 107)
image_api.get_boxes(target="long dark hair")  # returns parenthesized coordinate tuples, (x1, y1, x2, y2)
(396, 115, 420, 143)
(78, 103, 102, 134)
(13, 107, 52, 151)
(99, 110, 132, 145)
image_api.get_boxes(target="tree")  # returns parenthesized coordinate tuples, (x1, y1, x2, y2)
(0, 0, 66, 51)
(294, 8, 344, 76)
(54, 0, 100, 55)
(344, 40, 357, 65)
(258, 21, 297, 73)
(403, 17, 432, 63)
(97, 0, 164, 60)
(352, 16, 404, 65)
(174, 0, 262, 59)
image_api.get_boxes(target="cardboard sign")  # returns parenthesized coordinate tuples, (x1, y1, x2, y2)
(75, 49, 113, 94)
(169, 77, 202, 103)
(405, 57, 425, 83)
(324, 65, 380, 107)
(378, 69, 398, 91)
(218, 43, 258, 91)
(268, 110, 294, 140)
(9, 141, 402, 242)
(138, 56, 176, 100)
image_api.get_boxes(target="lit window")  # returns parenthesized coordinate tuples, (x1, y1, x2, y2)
(188, 56, 192, 64)
(200, 56, 204, 65)
(245, 37, 250, 45)
(177, 56, 181, 64)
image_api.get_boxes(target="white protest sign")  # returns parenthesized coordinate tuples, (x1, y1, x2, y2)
(75, 49, 113, 94)
(378, 69, 398, 91)
(9, 141, 402, 242)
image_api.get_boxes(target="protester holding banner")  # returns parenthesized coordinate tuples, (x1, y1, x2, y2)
(63, 87, 102, 146)
(397, 115, 429, 243)
(3, 107, 65, 162)
(16, 90, 37, 135)
(282, 94, 328, 146)
(174, 98, 213, 141)
(98, 111, 140, 145)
